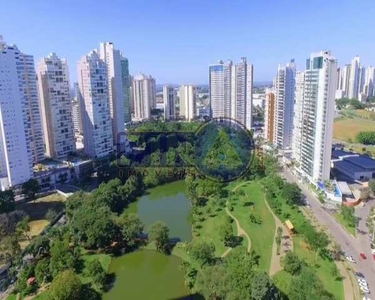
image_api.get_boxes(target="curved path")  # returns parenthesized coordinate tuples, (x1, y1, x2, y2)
(264, 197, 293, 277)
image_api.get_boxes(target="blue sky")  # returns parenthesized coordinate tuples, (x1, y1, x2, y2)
(1, 0, 374, 84)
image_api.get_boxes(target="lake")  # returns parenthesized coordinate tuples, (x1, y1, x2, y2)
(126, 180, 192, 242)
(103, 180, 193, 300)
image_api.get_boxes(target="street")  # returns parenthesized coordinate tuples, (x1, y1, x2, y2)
(281, 168, 375, 298)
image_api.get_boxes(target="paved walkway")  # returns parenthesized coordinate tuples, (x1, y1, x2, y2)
(264, 197, 293, 277)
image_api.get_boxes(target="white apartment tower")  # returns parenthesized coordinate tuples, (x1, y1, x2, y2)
(37, 53, 75, 159)
(132, 73, 156, 121)
(364, 66, 375, 98)
(99, 42, 130, 145)
(292, 71, 305, 163)
(273, 60, 296, 149)
(348, 56, 360, 98)
(163, 85, 176, 120)
(293, 51, 337, 183)
(0, 37, 44, 189)
(338, 64, 351, 97)
(209, 58, 253, 129)
(77, 50, 113, 158)
(179, 85, 196, 121)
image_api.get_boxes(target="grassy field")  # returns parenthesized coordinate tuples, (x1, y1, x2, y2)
(78, 252, 112, 284)
(333, 213, 356, 236)
(229, 181, 275, 271)
(272, 270, 293, 297)
(16, 193, 65, 248)
(333, 117, 375, 142)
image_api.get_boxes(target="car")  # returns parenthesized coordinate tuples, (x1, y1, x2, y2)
(363, 297, 371, 300)
(360, 253, 367, 259)
(360, 285, 370, 294)
(358, 278, 368, 286)
(346, 255, 356, 263)
(356, 272, 365, 278)
(360, 282, 369, 289)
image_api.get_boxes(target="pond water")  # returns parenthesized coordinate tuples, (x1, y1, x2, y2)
(103, 180, 193, 300)
(103, 250, 190, 300)
(125, 180, 192, 242)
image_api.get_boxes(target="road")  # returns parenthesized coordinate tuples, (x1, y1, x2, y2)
(281, 168, 375, 298)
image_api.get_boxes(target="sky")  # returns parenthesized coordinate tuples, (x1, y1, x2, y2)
(1, 0, 375, 84)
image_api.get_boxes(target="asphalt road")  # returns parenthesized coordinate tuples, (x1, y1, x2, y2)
(281, 168, 375, 298)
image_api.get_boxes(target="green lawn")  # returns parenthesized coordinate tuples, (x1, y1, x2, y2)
(78, 252, 112, 284)
(33, 291, 48, 299)
(195, 205, 233, 257)
(273, 270, 293, 297)
(5, 294, 17, 300)
(293, 237, 344, 300)
(333, 213, 356, 236)
(229, 181, 275, 271)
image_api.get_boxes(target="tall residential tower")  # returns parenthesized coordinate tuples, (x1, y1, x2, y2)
(132, 73, 156, 121)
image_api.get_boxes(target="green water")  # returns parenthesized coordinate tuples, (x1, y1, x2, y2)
(103, 250, 190, 300)
(103, 181, 193, 300)
(126, 180, 192, 242)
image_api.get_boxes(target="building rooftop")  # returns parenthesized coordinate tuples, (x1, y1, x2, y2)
(344, 155, 375, 170)
(334, 160, 365, 174)
(331, 149, 357, 159)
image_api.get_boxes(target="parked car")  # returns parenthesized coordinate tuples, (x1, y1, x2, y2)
(363, 297, 371, 300)
(346, 255, 356, 263)
(360, 285, 370, 294)
(360, 253, 367, 259)
(358, 278, 368, 286)
(371, 248, 375, 255)
(356, 272, 365, 278)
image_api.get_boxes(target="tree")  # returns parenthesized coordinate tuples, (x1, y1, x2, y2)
(369, 179, 375, 194)
(283, 251, 302, 275)
(16, 216, 30, 242)
(356, 131, 375, 145)
(219, 221, 233, 247)
(86, 259, 106, 290)
(28, 235, 50, 257)
(49, 238, 76, 277)
(22, 178, 40, 200)
(35, 258, 51, 284)
(0, 190, 15, 214)
(15, 264, 36, 296)
(340, 205, 356, 228)
(189, 241, 215, 266)
(70, 203, 117, 249)
(251, 272, 278, 300)
(0, 210, 26, 239)
(48, 270, 82, 300)
(65, 191, 86, 219)
(148, 221, 169, 253)
(119, 213, 143, 249)
(45, 208, 57, 221)
(0, 234, 21, 263)
(281, 182, 302, 205)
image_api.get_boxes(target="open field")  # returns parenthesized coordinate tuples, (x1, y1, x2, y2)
(16, 193, 66, 248)
(333, 117, 375, 142)
(229, 181, 275, 271)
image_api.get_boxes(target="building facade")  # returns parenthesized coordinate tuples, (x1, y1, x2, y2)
(292, 71, 305, 163)
(209, 58, 253, 129)
(163, 85, 176, 120)
(294, 51, 338, 183)
(348, 56, 360, 99)
(273, 60, 296, 149)
(0, 37, 43, 189)
(179, 85, 196, 121)
(77, 50, 113, 158)
(132, 73, 156, 121)
(264, 90, 275, 143)
(37, 53, 75, 159)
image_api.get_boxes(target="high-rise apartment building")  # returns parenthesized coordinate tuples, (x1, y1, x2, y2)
(338, 64, 351, 97)
(120, 57, 131, 123)
(132, 73, 156, 121)
(348, 56, 360, 98)
(99, 42, 130, 144)
(0, 36, 44, 190)
(292, 71, 305, 163)
(364, 66, 375, 98)
(264, 90, 275, 143)
(209, 58, 253, 129)
(37, 53, 75, 159)
(163, 85, 176, 120)
(293, 51, 337, 183)
(77, 50, 113, 158)
(179, 85, 196, 121)
(358, 65, 366, 95)
(273, 60, 296, 149)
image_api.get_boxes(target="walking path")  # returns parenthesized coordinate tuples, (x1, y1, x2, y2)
(264, 197, 293, 277)
(220, 182, 253, 257)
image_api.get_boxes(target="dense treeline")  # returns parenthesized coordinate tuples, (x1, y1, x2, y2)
(356, 131, 375, 145)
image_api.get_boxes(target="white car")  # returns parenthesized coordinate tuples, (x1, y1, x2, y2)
(346, 255, 356, 263)
(363, 297, 371, 300)
(371, 248, 375, 255)
(361, 285, 370, 294)
(358, 278, 368, 286)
